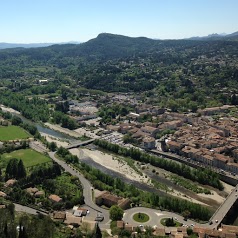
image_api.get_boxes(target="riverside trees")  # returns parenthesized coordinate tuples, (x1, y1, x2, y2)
(94, 139, 223, 190)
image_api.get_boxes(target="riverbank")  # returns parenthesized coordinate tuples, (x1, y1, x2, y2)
(0, 105, 20, 114)
(70, 147, 226, 206)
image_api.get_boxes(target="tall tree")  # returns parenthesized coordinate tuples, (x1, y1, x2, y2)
(17, 159, 26, 179)
(92, 222, 102, 238)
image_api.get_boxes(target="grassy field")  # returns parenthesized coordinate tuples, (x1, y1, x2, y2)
(0, 126, 30, 141)
(160, 218, 182, 227)
(1, 149, 51, 168)
(133, 213, 150, 223)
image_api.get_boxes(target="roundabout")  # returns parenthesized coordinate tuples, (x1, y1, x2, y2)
(133, 212, 150, 223)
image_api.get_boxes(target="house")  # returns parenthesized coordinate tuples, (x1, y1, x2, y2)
(140, 126, 160, 137)
(117, 220, 124, 229)
(167, 140, 183, 154)
(227, 163, 238, 174)
(5, 179, 17, 187)
(213, 153, 229, 169)
(26, 187, 39, 196)
(162, 120, 183, 130)
(49, 194, 62, 203)
(34, 191, 45, 198)
(95, 191, 130, 209)
(198, 105, 235, 116)
(143, 136, 155, 149)
(53, 211, 66, 221)
(72, 207, 88, 217)
(0, 191, 7, 198)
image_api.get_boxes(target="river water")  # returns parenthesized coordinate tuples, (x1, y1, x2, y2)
(7, 111, 77, 143)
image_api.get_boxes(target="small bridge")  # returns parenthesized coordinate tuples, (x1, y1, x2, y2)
(66, 139, 95, 149)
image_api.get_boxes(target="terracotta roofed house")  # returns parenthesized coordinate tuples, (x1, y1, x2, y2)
(49, 194, 62, 203)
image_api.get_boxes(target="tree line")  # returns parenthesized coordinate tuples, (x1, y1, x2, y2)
(78, 162, 211, 221)
(94, 139, 223, 190)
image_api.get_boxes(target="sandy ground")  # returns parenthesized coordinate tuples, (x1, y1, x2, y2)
(197, 190, 225, 204)
(69, 148, 214, 206)
(44, 122, 99, 139)
(69, 148, 149, 183)
(74, 128, 99, 139)
(45, 123, 81, 138)
(0, 105, 20, 114)
(40, 132, 70, 148)
(221, 181, 234, 194)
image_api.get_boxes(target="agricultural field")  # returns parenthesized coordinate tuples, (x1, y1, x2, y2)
(0, 125, 30, 141)
(1, 149, 51, 168)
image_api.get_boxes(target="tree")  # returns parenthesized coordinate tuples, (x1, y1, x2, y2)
(182, 210, 191, 221)
(5, 158, 18, 180)
(11, 115, 23, 126)
(48, 142, 57, 152)
(17, 159, 26, 179)
(109, 205, 124, 221)
(92, 222, 102, 238)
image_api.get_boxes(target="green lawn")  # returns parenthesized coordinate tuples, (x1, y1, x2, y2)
(133, 213, 150, 223)
(0, 126, 30, 141)
(160, 218, 183, 227)
(1, 149, 51, 168)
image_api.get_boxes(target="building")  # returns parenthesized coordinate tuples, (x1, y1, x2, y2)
(95, 191, 130, 209)
(49, 194, 62, 203)
(143, 136, 156, 149)
(53, 211, 66, 221)
(140, 126, 160, 137)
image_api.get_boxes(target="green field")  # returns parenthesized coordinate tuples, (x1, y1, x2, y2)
(133, 213, 150, 223)
(0, 126, 30, 141)
(1, 149, 51, 168)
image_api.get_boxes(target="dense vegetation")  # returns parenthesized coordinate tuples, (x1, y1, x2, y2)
(0, 205, 55, 238)
(0, 33, 238, 112)
(94, 139, 224, 190)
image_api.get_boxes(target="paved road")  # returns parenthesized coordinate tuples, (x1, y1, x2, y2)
(123, 207, 203, 228)
(210, 184, 238, 229)
(14, 203, 48, 216)
(66, 139, 95, 149)
(48, 152, 110, 226)
(11, 148, 236, 232)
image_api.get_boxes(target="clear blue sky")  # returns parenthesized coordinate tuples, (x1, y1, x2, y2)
(1, 0, 238, 43)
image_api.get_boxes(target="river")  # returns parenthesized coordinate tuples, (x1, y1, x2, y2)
(1, 106, 77, 143)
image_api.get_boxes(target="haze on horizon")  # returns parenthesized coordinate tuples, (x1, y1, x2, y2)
(1, 0, 238, 44)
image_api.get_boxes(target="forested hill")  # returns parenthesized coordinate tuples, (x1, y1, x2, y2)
(0, 33, 238, 109)
(1, 33, 237, 62)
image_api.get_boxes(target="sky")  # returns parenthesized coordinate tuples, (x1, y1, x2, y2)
(1, 0, 238, 43)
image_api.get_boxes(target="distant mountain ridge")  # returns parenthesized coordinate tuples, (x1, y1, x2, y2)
(187, 31, 238, 40)
(0, 41, 80, 50)
(0, 30, 237, 50)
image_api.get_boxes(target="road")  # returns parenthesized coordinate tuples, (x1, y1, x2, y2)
(14, 203, 48, 216)
(66, 139, 95, 149)
(210, 184, 238, 228)
(27, 142, 236, 231)
(48, 151, 110, 226)
(123, 207, 203, 229)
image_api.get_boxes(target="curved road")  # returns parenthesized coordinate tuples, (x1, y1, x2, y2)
(48, 152, 216, 230)
(13, 149, 235, 231)
(48, 152, 110, 225)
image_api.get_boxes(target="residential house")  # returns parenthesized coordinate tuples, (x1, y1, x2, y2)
(53, 211, 66, 221)
(49, 194, 62, 203)
(140, 126, 160, 137)
(167, 140, 183, 154)
(95, 191, 130, 209)
(213, 153, 229, 169)
(143, 136, 156, 150)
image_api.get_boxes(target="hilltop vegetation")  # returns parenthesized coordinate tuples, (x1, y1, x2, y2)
(0, 33, 238, 112)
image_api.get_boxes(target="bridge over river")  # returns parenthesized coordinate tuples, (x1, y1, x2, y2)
(66, 139, 95, 149)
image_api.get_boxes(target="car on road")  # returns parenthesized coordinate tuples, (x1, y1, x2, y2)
(95, 213, 104, 222)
